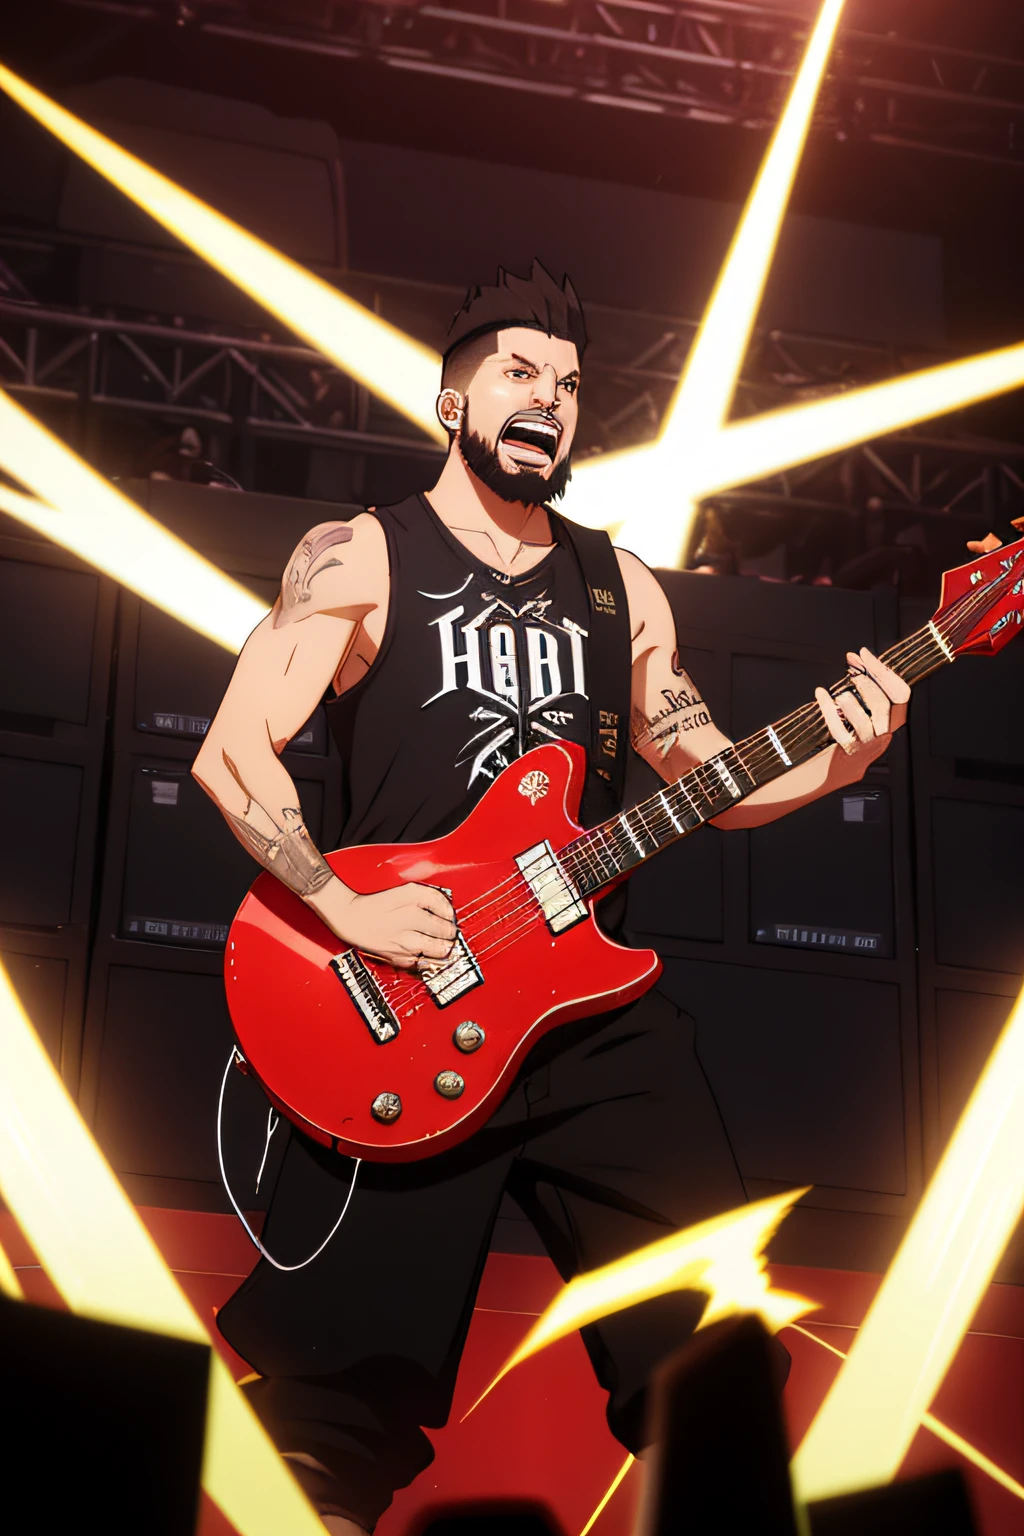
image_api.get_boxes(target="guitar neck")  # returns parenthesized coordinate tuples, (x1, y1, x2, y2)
(559, 618, 954, 899)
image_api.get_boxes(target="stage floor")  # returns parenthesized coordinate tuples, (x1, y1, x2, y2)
(3, 1206, 1022, 1536)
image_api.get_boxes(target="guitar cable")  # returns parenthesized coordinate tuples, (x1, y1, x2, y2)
(217, 1048, 362, 1272)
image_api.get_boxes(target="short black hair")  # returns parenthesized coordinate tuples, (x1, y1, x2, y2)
(442, 260, 587, 389)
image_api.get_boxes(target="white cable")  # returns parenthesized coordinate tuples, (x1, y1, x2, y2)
(217, 1048, 361, 1272)
(255, 1105, 279, 1194)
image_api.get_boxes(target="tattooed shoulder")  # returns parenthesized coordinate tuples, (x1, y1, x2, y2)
(276, 522, 354, 626)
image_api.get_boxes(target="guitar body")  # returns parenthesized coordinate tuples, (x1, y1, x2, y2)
(225, 742, 661, 1162)
(225, 534, 1024, 1166)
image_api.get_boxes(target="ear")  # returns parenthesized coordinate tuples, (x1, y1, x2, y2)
(436, 388, 465, 436)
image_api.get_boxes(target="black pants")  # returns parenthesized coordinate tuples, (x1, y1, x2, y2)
(217, 988, 748, 1530)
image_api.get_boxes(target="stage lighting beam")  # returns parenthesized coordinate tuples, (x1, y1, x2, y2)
(0, 390, 267, 652)
(789, 1325, 1024, 1506)
(792, 978, 1024, 1501)
(566, 336, 1024, 543)
(614, 0, 847, 566)
(465, 1188, 813, 1418)
(0, 1235, 23, 1299)
(689, 339, 1024, 500)
(0, 64, 445, 445)
(579, 1453, 635, 1536)
(0, 959, 330, 1536)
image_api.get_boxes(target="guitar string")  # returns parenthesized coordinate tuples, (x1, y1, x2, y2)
(394, 560, 1024, 1009)
(380, 621, 952, 1010)
(377, 575, 1018, 1011)
(408, 552, 1018, 941)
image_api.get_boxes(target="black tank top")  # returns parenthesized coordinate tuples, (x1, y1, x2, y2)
(327, 493, 607, 848)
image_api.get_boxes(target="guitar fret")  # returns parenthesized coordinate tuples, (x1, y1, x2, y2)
(633, 802, 659, 847)
(658, 789, 684, 835)
(675, 779, 702, 820)
(619, 812, 646, 860)
(708, 754, 742, 800)
(767, 724, 792, 767)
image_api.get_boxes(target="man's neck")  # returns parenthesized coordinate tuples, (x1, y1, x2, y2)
(426, 444, 552, 542)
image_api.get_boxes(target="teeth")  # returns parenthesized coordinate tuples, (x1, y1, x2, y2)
(505, 417, 559, 439)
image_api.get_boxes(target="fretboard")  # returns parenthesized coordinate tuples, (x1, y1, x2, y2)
(559, 618, 953, 899)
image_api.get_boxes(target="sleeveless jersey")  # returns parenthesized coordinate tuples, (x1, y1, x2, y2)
(327, 493, 610, 848)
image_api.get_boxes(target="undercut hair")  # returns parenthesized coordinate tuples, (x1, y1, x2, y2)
(441, 259, 587, 393)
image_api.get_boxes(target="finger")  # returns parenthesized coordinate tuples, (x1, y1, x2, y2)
(414, 886, 456, 925)
(412, 911, 458, 943)
(854, 649, 910, 705)
(843, 663, 891, 734)
(409, 934, 452, 962)
(834, 689, 876, 743)
(816, 686, 857, 754)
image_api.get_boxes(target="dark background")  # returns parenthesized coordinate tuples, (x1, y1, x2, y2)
(0, 0, 1022, 1274)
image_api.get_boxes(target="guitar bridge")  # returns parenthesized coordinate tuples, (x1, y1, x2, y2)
(516, 840, 587, 934)
(330, 950, 400, 1044)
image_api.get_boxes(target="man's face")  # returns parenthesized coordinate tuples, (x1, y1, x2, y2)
(454, 327, 580, 504)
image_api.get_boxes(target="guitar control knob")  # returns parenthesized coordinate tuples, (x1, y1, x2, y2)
(371, 1091, 402, 1123)
(453, 1021, 485, 1053)
(434, 1070, 465, 1099)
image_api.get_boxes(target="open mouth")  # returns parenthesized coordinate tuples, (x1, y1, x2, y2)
(498, 414, 561, 470)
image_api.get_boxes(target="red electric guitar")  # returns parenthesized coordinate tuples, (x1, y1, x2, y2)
(225, 538, 1024, 1163)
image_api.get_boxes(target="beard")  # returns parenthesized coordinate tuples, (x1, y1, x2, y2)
(458, 399, 572, 506)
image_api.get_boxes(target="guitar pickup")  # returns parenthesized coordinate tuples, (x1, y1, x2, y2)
(330, 950, 400, 1044)
(516, 840, 587, 934)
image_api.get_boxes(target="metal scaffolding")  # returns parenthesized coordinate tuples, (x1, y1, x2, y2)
(61, 0, 1024, 168)
(2, 262, 1023, 535)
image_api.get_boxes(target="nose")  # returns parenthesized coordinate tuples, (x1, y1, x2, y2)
(531, 365, 559, 410)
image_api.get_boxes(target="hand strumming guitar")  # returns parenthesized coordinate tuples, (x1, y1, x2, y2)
(305, 878, 457, 971)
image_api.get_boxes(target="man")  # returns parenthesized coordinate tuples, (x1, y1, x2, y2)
(194, 262, 909, 1534)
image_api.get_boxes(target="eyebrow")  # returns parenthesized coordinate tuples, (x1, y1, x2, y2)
(509, 352, 581, 383)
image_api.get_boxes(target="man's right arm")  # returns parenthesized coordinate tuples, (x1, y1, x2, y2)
(192, 515, 456, 968)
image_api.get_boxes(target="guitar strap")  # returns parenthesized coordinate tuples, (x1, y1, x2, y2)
(554, 514, 632, 825)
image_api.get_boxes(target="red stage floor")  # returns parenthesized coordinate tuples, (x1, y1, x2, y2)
(3, 1207, 1022, 1536)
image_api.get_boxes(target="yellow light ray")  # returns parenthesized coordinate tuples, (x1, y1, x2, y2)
(788, 1324, 1024, 1506)
(0, 388, 267, 652)
(565, 334, 1024, 547)
(0, 957, 329, 1536)
(791, 977, 1024, 1503)
(690, 338, 1024, 500)
(0, 63, 445, 445)
(0, 1235, 24, 1299)
(464, 1188, 814, 1419)
(614, 0, 847, 564)
(579, 1453, 635, 1536)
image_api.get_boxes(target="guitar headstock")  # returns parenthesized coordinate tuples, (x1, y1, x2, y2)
(933, 534, 1024, 658)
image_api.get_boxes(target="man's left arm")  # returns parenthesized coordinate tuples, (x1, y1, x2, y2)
(617, 549, 911, 829)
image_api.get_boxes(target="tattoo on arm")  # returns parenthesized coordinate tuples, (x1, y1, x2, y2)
(275, 523, 354, 628)
(631, 677, 711, 759)
(226, 802, 335, 898)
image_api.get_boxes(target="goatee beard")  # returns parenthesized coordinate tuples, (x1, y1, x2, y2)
(458, 401, 572, 507)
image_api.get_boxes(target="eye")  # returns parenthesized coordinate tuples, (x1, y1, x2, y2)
(507, 367, 533, 381)
(560, 378, 579, 396)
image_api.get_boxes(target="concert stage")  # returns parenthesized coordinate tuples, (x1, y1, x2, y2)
(2, 1206, 1020, 1536)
